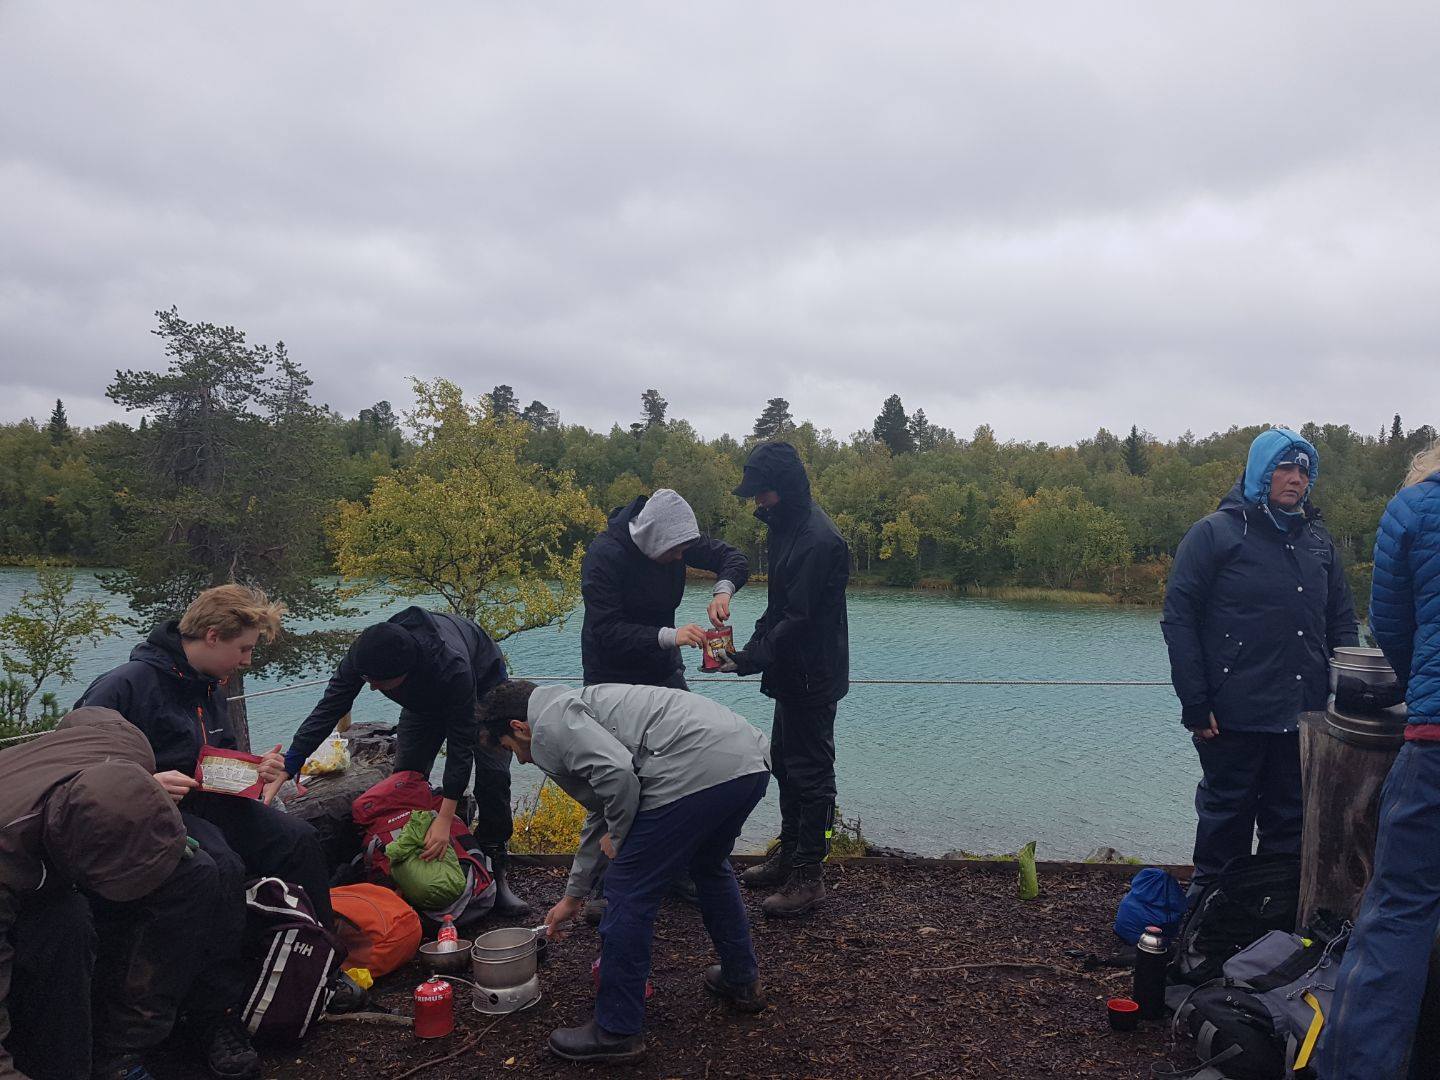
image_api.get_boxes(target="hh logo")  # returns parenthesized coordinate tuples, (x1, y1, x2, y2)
(292, 942, 315, 958)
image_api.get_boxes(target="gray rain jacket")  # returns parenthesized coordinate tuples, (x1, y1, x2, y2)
(526, 684, 770, 898)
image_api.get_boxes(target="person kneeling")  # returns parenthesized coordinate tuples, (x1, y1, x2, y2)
(479, 680, 772, 1064)
(1, 708, 242, 1080)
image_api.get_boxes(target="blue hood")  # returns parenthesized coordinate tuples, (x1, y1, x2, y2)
(1239, 428, 1320, 530)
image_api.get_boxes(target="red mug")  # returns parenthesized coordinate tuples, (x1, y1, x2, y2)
(701, 627, 734, 672)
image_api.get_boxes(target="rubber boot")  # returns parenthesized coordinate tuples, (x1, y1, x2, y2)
(740, 848, 793, 891)
(761, 864, 825, 918)
(484, 844, 535, 919)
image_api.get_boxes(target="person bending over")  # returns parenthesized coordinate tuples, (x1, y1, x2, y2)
(479, 679, 771, 1064)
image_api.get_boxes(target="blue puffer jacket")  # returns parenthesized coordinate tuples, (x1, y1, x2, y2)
(1161, 433, 1359, 732)
(1370, 470, 1440, 726)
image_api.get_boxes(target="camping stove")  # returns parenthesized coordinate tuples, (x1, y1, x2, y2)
(471, 974, 541, 1015)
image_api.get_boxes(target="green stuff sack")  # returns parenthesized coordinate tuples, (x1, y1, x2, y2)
(385, 811, 467, 910)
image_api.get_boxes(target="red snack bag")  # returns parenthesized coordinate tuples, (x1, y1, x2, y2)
(194, 747, 266, 799)
(701, 627, 735, 672)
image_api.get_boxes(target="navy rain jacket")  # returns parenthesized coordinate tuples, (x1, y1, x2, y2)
(1161, 433, 1359, 732)
(285, 607, 505, 799)
(738, 442, 851, 706)
(1371, 469, 1440, 727)
(76, 621, 241, 775)
(580, 496, 749, 686)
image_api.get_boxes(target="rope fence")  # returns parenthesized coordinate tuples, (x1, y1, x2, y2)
(0, 675, 1173, 747)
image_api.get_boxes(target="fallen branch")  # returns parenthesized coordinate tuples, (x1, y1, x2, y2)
(320, 1010, 412, 1028)
(388, 1016, 504, 1080)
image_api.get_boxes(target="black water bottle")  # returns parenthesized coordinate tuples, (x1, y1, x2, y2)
(1133, 925, 1168, 1021)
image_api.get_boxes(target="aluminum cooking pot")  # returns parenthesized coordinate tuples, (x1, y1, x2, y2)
(472, 927, 539, 990)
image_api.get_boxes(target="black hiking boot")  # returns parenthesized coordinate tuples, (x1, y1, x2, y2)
(326, 971, 370, 1014)
(584, 896, 608, 925)
(670, 871, 700, 906)
(761, 864, 825, 918)
(740, 850, 793, 891)
(547, 1019, 646, 1063)
(197, 1014, 260, 1079)
(703, 965, 769, 1013)
(484, 844, 535, 919)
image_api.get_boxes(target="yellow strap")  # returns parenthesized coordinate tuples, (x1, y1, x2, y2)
(1293, 991, 1324, 1071)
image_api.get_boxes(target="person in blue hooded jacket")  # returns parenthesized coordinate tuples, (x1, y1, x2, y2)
(1161, 427, 1358, 887)
(1319, 441, 1440, 1080)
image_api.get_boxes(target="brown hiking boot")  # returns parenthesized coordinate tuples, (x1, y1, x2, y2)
(761, 864, 825, 918)
(741, 851, 793, 891)
(703, 965, 768, 1013)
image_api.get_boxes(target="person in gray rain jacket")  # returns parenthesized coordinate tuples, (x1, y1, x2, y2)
(478, 680, 771, 1065)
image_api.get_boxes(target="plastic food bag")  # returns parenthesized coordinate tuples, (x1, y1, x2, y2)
(300, 736, 351, 777)
(385, 811, 467, 910)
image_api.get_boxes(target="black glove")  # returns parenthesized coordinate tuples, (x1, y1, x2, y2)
(719, 649, 759, 676)
(1181, 702, 1213, 731)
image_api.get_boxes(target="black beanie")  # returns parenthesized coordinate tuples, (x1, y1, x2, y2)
(351, 622, 417, 679)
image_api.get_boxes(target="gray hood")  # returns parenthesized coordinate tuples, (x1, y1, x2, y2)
(627, 489, 701, 560)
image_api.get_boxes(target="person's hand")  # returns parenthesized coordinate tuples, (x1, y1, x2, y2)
(1195, 713, 1220, 741)
(545, 896, 584, 940)
(257, 744, 286, 784)
(600, 832, 619, 859)
(261, 775, 287, 806)
(154, 770, 199, 802)
(674, 624, 707, 648)
(707, 593, 732, 627)
(421, 813, 452, 861)
(718, 649, 756, 676)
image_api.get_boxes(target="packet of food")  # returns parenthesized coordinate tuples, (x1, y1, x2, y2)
(193, 747, 266, 799)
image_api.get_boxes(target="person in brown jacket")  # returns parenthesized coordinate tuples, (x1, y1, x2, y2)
(0, 708, 251, 1080)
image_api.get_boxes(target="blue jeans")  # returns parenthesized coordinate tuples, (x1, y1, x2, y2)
(1321, 741, 1440, 1079)
(594, 771, 769, 1036)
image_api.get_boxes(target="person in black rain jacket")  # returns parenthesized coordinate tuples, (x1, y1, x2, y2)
(581, 488, 749, 689)
(1161, 427, 1358, 887)
(279, 605, 530, 915)
(723, 442, 849, 917)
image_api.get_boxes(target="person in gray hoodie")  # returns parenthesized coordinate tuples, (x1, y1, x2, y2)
(478, 680, 771, 1064)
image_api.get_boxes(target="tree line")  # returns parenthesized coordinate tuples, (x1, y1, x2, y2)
(3, 309, 1433, 621)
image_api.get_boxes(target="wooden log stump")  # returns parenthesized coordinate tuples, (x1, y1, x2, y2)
(1297, 708, 1404, 926)
(282, 722, 397, 872)
(1299, 704, 1440, 1077)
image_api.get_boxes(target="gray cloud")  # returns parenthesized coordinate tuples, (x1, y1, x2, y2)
(2, 1, 1437, 443)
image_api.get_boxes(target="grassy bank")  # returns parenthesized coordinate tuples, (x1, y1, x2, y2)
(958, 585, 1116, 604)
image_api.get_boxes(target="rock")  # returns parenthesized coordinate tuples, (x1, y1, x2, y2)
(1083, 846, 1128, 864)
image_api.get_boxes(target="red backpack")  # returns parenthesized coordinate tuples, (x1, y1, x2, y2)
(350, 772, 494, 913)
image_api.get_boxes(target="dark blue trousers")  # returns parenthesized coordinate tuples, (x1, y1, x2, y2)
(1192, 730, 1303, 886)
(594, 771, 769, 1036)
(1321, 741, 1440, 1080)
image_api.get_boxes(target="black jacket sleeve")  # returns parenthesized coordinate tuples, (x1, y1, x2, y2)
(683, 536, 749, 591)
(1161, 519, 1222, 729)
(284, 654, 365, 778)
(1325, 540, 1361, 651)
(436, 670, 478, 802)
(581, 546, 667, 660)
(743, 536, 847, 671)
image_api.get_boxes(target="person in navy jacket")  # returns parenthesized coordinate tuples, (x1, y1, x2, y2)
(1321, 441, 1440, 1080)
(1162, 427, 1358, 887)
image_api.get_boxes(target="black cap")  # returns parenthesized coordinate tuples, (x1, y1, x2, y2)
(732, 466, 770, 498)
(351, 622, 417, 679)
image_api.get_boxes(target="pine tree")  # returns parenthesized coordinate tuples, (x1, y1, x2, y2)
(521, 400, 559, 431)
(1123, 425, 1148, 476)
(872, 394, 914, 454)
(485, 385, 520, 418)
(751, 398, 793, 441)
(46, 399, 71, 445)
(1391, 414, 1405, 444)
(640, 389, 668, 429)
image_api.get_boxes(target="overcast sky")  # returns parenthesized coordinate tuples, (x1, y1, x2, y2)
(2, 2, 1437, 446)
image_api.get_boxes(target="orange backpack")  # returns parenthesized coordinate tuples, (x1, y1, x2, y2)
(330, 883, 422, 977)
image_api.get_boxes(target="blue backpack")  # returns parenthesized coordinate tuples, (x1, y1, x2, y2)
(1114, 867, 1187, 945)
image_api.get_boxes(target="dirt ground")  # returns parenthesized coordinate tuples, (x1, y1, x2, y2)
(153, 861, 1189, 1079)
